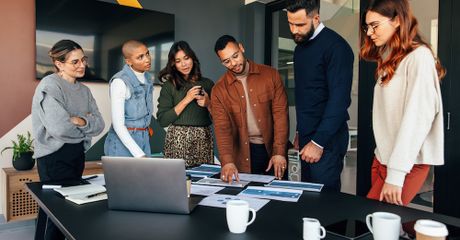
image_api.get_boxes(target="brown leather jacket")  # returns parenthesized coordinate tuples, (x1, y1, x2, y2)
(211, 61, 289, 173)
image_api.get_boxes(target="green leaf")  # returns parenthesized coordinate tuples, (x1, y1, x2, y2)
(1, 131, 34, 161)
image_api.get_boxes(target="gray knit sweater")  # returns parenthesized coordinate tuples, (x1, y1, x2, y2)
(31, 73, 105, 158)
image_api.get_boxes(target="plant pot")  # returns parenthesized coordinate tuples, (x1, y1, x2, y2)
(13, 151, 35, 171)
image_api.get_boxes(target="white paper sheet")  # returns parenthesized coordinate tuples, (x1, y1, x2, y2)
(238, 186, 302, 202)
(198, 194, 269, 211)
(191, 185, 224, 196)
(54, 184, 107, 205)
(54, 184, 106, 197)
(236, 173, 276, 184)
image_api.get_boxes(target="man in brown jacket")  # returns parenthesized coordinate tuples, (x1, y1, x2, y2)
(211, 35, 289, 183)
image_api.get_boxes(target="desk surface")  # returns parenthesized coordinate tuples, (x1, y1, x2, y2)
(26, 182, 460, 240)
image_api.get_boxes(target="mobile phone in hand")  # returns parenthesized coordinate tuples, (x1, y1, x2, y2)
(198, 86, 205, 96)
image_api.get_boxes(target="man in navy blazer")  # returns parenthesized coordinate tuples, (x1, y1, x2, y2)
(286, 0, 353, 191)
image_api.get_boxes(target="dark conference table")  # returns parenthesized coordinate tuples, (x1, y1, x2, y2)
(26, 182, 460, 240)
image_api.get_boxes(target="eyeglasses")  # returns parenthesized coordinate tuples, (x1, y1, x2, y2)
(362, 18, 393, 34)
(64, 56, 88, 68)
(221, 51, 241, 67)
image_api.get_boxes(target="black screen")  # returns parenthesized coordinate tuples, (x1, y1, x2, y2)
(36, 0, 174, 82)
(326, 219, 370, 239)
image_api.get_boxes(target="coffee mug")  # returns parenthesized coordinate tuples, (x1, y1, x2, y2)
(303, 218, 326, 240)
(226, 200, 256, 234)
(414, 219, 448, 240)
(366, 212, 401, 240)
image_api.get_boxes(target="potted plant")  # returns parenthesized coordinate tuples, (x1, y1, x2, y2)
(1, 132, 35, 170)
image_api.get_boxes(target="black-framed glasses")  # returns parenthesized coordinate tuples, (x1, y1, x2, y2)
(221, 51, 241, 67)
(65, 56, 88, 67)
(362, 18, 392, 34)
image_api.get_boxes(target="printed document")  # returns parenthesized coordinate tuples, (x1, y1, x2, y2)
(194, 178, 249, 188)
(191, 185, 224, 196)
(190, 164, 221, 173)
(236, 173, 275, 183)
(199, 194, 269, 211)
(238, 186, 302, 202)
(186, 170, 217, 178)
(266, 180, 323, 192)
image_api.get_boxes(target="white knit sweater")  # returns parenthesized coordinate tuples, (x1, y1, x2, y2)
(373, 46, 444, 187)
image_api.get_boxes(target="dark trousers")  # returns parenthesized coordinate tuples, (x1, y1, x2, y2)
(35, 142, 85, 240)
(250, 143, 287, 179)
(300, 128, 348, 191)
(250, 143, 272, 175)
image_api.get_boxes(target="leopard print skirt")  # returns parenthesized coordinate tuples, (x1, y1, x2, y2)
(163, 125, 213, 167)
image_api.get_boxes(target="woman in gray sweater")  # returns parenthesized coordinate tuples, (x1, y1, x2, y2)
(31, 39, 105, 240)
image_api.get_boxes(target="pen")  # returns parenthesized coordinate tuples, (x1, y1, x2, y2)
(42, 184, 62, 189)
(86, 191, 106, 198)
(83, 175, 98, 181)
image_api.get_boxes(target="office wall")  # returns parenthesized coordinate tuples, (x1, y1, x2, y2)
(0, 0, 245, 216)
(101, 0, 245, 81)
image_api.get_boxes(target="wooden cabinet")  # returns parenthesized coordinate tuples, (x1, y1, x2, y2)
(2, 161, 103, 222)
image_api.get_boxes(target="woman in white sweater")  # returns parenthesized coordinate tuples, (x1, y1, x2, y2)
(360, 0, 446, 205)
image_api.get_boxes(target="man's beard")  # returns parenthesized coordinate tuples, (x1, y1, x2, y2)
(292, 23, 315, 44)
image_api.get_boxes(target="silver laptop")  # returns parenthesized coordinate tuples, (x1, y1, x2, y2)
(101, 156, 201, 214)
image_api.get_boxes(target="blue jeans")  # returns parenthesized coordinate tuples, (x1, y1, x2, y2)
(104, 129, 151, 157)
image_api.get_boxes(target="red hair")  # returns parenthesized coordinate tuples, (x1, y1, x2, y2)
(359, 0, 445, 84)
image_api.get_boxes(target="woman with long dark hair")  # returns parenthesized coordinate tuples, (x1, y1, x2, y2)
(360, 0, 445, 206)
(32, 39, 105, 239)
(157, 41, 214, 167)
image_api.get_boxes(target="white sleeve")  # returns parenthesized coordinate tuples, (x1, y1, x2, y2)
(110, 78, 146, 157)
(385, 49, 440, 187)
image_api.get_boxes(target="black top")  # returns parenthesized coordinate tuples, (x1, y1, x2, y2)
(294, 27, 354, 149)
(27, 182, 460, 240)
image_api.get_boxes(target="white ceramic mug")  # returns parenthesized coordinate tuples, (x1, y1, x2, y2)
(303, 218, 326, 240)
(226, 200, 256, 234)
(366, 212, 401, 240)
(414, 219, 448, 240)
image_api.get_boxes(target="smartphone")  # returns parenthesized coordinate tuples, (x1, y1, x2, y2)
(197, 86, 204, 96)
(325, 219, 371, 239)
(403, 220, 460, 240)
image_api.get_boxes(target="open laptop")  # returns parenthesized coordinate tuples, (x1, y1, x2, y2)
(101, 156, 201, 214)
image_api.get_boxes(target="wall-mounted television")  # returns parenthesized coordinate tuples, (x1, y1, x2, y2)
(36, 0, 174, 82)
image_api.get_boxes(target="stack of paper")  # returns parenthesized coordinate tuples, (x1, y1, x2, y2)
(54, 184, 107, 205)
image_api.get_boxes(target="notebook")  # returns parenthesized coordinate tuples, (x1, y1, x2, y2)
(101, 156, 201, 214)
